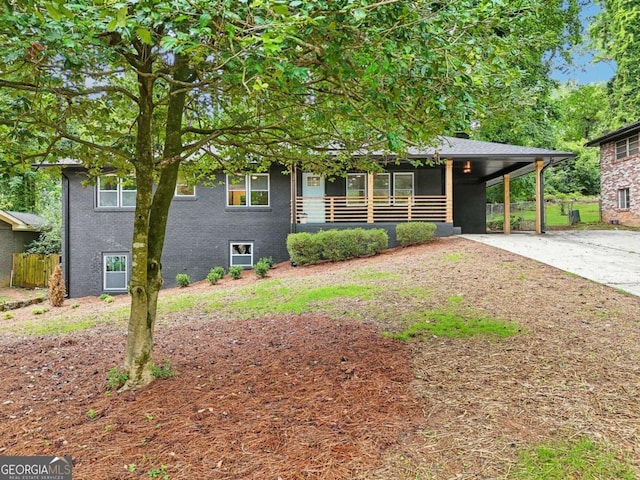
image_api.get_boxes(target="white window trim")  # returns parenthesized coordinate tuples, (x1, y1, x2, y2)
(373, 173, 390, 205)
(618, 188, 630, 210)
(230, 242, 254, 267)
(347, 172, 367, 206)
(103, 254, 128, 291)
(616, 136, 639, 160)
(97, 175, 136, 208)
(175, 182, 196, 197)
(226, 174, 270, 207)
(393, 172, 415, 204)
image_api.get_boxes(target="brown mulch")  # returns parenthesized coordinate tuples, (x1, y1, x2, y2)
(1, 237, 640, 479)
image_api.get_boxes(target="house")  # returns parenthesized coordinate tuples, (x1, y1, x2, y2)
(59, 136, 574, 298)
(586, 121, 640, 226)
(0, 210, 47, 287)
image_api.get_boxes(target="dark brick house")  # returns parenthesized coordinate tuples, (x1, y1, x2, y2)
(59, 136, 574, 297)
(587, 121, 640, 226)
(0, 210, 46, 287)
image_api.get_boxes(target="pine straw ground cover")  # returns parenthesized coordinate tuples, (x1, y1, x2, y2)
(0, 237, 639, 479)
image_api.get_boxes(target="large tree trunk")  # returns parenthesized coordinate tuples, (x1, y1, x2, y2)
(122, 53, 191, 390)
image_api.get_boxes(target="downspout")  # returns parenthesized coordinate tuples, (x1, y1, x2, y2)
(290, 164, 297, 233)
(61, 170, 71, 297)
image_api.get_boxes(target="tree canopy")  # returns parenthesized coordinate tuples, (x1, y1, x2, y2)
(592, 0, 640, 127)
(0, 0, 581, 388)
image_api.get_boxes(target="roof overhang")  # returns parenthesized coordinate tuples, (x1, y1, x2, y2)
(0, 211, 46, 232)
(585, 121, 640, 147)
(365, 136, 575, 187)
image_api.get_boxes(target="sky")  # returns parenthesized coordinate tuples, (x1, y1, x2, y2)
(549, 1, 617, 85)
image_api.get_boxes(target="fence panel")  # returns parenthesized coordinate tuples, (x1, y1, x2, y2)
(12, 253, 60, 288)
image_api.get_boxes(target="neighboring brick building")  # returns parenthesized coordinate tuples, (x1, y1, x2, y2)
(587, 121, 640, 226)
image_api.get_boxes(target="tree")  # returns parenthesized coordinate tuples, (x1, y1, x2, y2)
(0, 0, 580, 389)
(592, 0, 640, 126)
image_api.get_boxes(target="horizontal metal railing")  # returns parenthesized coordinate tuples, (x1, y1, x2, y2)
(295, 195, 448, 223)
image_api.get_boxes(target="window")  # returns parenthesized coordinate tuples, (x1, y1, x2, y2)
(97, 176, 136, 208)
(230, 242, 253, 267)
(347, 173, 367, 205)
(373, 173, 390, 204)
(615, 136, 639, 160)
(175, 176, 196, 197)
(227, 174, 269, 206)
(393, 172, 414, 204)
(618, 188, 630, 209)
(104, 254, 128, 291)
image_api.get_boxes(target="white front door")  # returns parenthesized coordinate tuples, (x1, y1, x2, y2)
(301, 173, 325, 223)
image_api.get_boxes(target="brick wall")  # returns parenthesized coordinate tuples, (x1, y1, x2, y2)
(600, 142, 640, 226)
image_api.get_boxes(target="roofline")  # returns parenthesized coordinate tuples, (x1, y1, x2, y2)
(0, 211, 40, 232)
(585, 121, 640, 147)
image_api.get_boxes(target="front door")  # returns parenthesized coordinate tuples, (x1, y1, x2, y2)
(301, 173, 325, 223)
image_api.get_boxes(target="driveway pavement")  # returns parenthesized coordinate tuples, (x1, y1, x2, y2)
(462, 230, 640, 297)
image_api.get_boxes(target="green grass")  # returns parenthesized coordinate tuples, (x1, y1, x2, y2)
(387, 296, 520, 341)
(512, 437, 637, 479)
(224, 280, 376, 317)
(443, 252, 463, 261)
(523, 202, 600, 226)
(22, 318, 95, 335)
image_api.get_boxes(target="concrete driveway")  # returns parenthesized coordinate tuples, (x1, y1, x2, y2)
(462, 230, 640, 297)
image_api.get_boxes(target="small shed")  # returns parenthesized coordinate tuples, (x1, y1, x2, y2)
(0, 210, 46, 287)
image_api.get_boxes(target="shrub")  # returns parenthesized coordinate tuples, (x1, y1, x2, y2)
(259, 256, 274, 268)
(287, 228, 388, 266)
(206, 269, 223, 285)
(48, 263, 65, 307)
(254, 258, 271, 278)
(176, 273, 191, 287)
(396, 222, 437, 247)
(100, 294, 114, 303)
(229, 265, 243, 280)
(211, 266, 225, 278)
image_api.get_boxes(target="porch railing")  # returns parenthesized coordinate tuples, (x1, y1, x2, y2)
(295, 195, 447, 224)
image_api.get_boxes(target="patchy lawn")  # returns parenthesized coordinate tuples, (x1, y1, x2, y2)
(0, 237, 639, 479)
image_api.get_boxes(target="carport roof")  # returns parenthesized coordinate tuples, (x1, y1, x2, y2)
(371, 136, 575, 186)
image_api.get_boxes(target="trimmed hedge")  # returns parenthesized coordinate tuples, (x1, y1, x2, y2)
(287, 228, 388, 266)
(396, 222, 437, 247)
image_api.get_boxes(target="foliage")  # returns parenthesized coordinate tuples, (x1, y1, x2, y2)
(228, 266, 243, 280)
(175, 274, 191, 288)
(592, 0, 640, 127)
(31, 306, 49, 315)
(395, 222, 437, 247)
(99, 294, 115, 303)
(106, 367, 129, 390)
(287, 228, 388, 266)
(0, 0, 581, 389)
(48, 263, 65, 307)
(512, 437, 637, 479)
(254, 258, 271, 278)
(206, 269, 222, 285)
(150, 359, 179, 379)
(211, 266, 225, 279)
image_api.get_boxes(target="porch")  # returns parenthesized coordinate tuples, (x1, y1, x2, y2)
(294, 195, 449, 224)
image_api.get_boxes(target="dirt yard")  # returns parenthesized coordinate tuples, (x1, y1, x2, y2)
(0, 237, 639, 479)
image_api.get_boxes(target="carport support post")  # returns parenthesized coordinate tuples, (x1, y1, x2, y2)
(503, 174, 511, 234)
(445, 159, 453, 223)
(535, 159, 543, 234)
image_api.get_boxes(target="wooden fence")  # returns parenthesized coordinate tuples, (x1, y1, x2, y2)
(12, 253, 60, 288)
